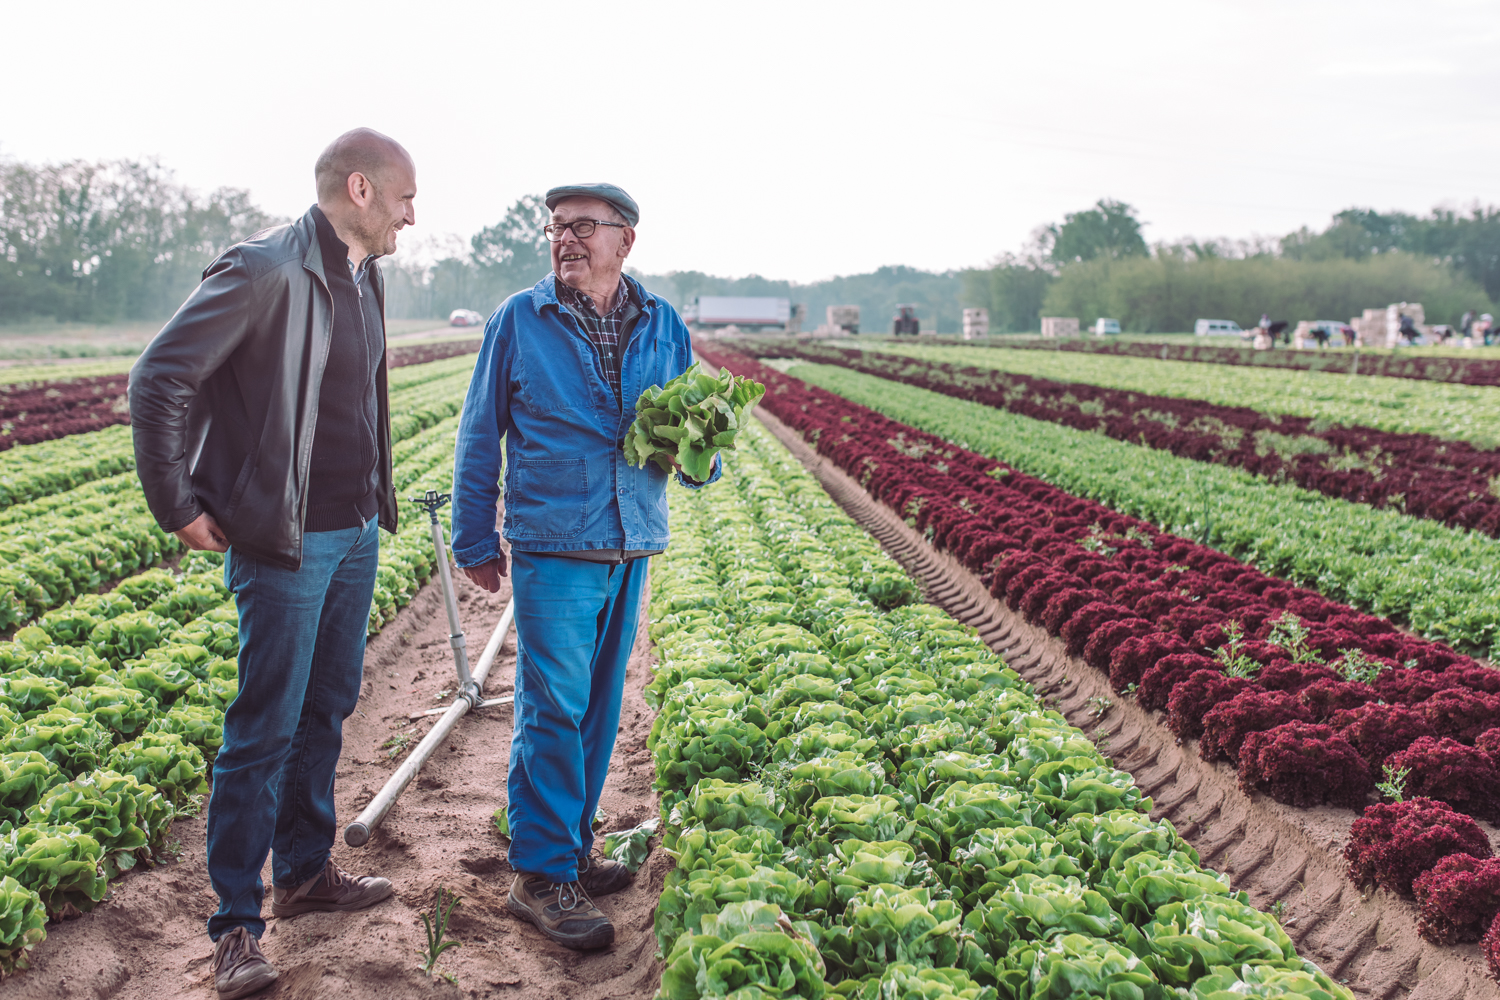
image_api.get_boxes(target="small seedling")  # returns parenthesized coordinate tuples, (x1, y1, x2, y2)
(381, 732, 415, 759)
(1214, 621, 1260, 678)
(1377, 763, 1410, 803)
(1267, 613, 1323, 665)
(1122, 682, 1139, 698)
(1086, 695, 1113, 720)
(417, 886, 462, 976)
(1337, 648, 1390, 686)
(1268, 899, 1286, 920)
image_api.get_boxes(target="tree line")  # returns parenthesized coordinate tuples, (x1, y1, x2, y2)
(0, 158, 281, 323)
(4, 153, 1497, 336)
(963, 199, 1500, 333)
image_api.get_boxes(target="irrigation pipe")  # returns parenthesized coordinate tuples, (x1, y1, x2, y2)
(344, 596, 515, 847)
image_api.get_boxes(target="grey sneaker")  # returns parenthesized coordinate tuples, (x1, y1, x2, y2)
(212, 926, 278, 1000)
(577, 850, 632, 897)
(506, 873, 614, 950)
(270, 858, 394, 917)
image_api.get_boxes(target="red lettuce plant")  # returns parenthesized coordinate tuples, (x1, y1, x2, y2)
(1423, 689, 1500, 743)
(1108, 634, 1192, 694)
(1297, 679, 1378, 721)
(1136, 653, 1218, 712)
(1385, 737, 1500, 821)
(1485, 911, 1500, 981)
(1200, 690, 1313, 762)
(1345, 797, 1492, 895)
(1413, 854, 1500, 944)
(1167, 671, 1254, 740)
(1330, 704, 1436, 773)
(1237, 721, 1373, 808)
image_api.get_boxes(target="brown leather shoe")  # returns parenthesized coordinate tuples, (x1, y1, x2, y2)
(506, 873, 614, 950)
(212, 926, 278, 999)
(577, 850, 632, 897)
(270, 858, 394, 918)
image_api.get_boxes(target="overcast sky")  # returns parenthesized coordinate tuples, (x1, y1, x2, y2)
(5, 0, 1499, 282)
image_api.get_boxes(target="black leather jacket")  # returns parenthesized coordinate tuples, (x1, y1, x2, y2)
(129, 208, 398, 569)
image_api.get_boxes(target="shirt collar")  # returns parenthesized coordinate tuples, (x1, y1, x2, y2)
(557, 275, 631, 318)
(310, 205, 378, 282)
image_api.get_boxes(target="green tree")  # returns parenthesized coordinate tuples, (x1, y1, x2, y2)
(1049, 198, 1148, 265)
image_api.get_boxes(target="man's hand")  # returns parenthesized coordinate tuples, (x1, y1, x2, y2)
(175, 512, 229, 553)
(461, 555, 508, 593)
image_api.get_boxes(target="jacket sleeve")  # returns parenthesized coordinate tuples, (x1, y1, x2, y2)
(451, 306, 513, 567)
(128, 250, 257, 534)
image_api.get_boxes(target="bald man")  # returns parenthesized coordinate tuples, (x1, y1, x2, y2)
(130, 127, 415, 999)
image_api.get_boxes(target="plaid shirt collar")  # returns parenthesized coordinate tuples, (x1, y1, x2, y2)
(556, 276, 635, 401)
(555, 276, 632, 323)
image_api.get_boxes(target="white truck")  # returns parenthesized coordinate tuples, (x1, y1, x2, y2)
(684, 296, 791, 330)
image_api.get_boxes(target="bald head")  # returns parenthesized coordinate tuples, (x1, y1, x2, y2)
(314, 128, 412, 203)
(314, 128, 417, 260)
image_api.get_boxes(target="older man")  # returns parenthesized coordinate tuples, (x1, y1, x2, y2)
(452, 183, 718, 949)
(131, 128, 410, 998)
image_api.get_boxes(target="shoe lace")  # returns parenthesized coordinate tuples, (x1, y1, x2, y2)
(215, 928, 246, 970)
(554, 879, 586, 911)
(323, 858, 356, 889)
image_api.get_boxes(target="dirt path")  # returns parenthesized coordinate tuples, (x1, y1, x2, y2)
(1, 564, 667, 1000)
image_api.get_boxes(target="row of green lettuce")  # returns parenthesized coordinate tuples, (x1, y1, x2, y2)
(867, 341, 1500, 450)
(0, 352, 477, 512)
(0, 412, 466, 977)
(0, 358, 476, 632)
(784, 362, 1500, 661)
(642, 422, 1346, 1000)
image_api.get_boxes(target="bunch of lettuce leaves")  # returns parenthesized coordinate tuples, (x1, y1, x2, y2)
(624, 363, 765, 482)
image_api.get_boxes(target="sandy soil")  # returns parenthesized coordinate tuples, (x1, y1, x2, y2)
(0, 562, 668, 1000)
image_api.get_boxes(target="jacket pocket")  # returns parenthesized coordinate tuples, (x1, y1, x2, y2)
(508, 458, 589, 539)
(222, 445, 260, 523)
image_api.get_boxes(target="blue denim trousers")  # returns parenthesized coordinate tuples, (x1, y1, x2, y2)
(506, 550, 648, 882)
(205, 520, 379, 940)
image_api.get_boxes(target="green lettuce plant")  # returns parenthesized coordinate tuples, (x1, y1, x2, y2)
(0, 822, 106, 915)
(106, 732, 208, 810)
(25, 769, 173, 878)
(624, 363, 766, 482)
(0, 874, 46, 977)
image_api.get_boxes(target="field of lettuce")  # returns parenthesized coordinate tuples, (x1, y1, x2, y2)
(644, 423, 1350, 1000)
(2, 323, 1499, 998)
(0, 353, 475, 975)
(688, 336, 1500, 997)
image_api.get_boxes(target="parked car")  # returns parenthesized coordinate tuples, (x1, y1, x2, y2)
(1093, 318, 1121, 336)
(1194, 318, 1244, 336)
(449, 309, 485, 327)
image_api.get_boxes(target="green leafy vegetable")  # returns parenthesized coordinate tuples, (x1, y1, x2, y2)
(0, 874, 46, 977)
(624, 363, 765, 482)
(25, 769, 174, 878)
(602, 816, 658, 874)
(105, 732, 208, 810)
(0, 822, 106, 915)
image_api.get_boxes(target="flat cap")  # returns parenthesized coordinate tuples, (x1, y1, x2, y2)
(545, 182, 639, 227)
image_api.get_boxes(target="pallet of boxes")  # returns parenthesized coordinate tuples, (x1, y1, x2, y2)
(962, 308, 989, 340)
(1040, 316, 1080, 338)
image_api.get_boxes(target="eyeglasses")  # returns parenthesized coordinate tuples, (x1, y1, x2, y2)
(543, 219, 627, 241)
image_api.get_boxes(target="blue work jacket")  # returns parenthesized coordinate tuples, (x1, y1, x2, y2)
(451, 273, 718, 567)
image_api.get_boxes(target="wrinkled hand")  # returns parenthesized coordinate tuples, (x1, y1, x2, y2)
(461, 555, 508, 593)
(175, 512, 229, 553)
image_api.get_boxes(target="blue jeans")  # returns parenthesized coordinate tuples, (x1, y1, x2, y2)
(506, 551, 648, 882)
(206, 521, 379, 940)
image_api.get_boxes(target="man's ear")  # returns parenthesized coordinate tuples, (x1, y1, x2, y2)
(618, 226, 635, 258)
(347, 171, 375, 208)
